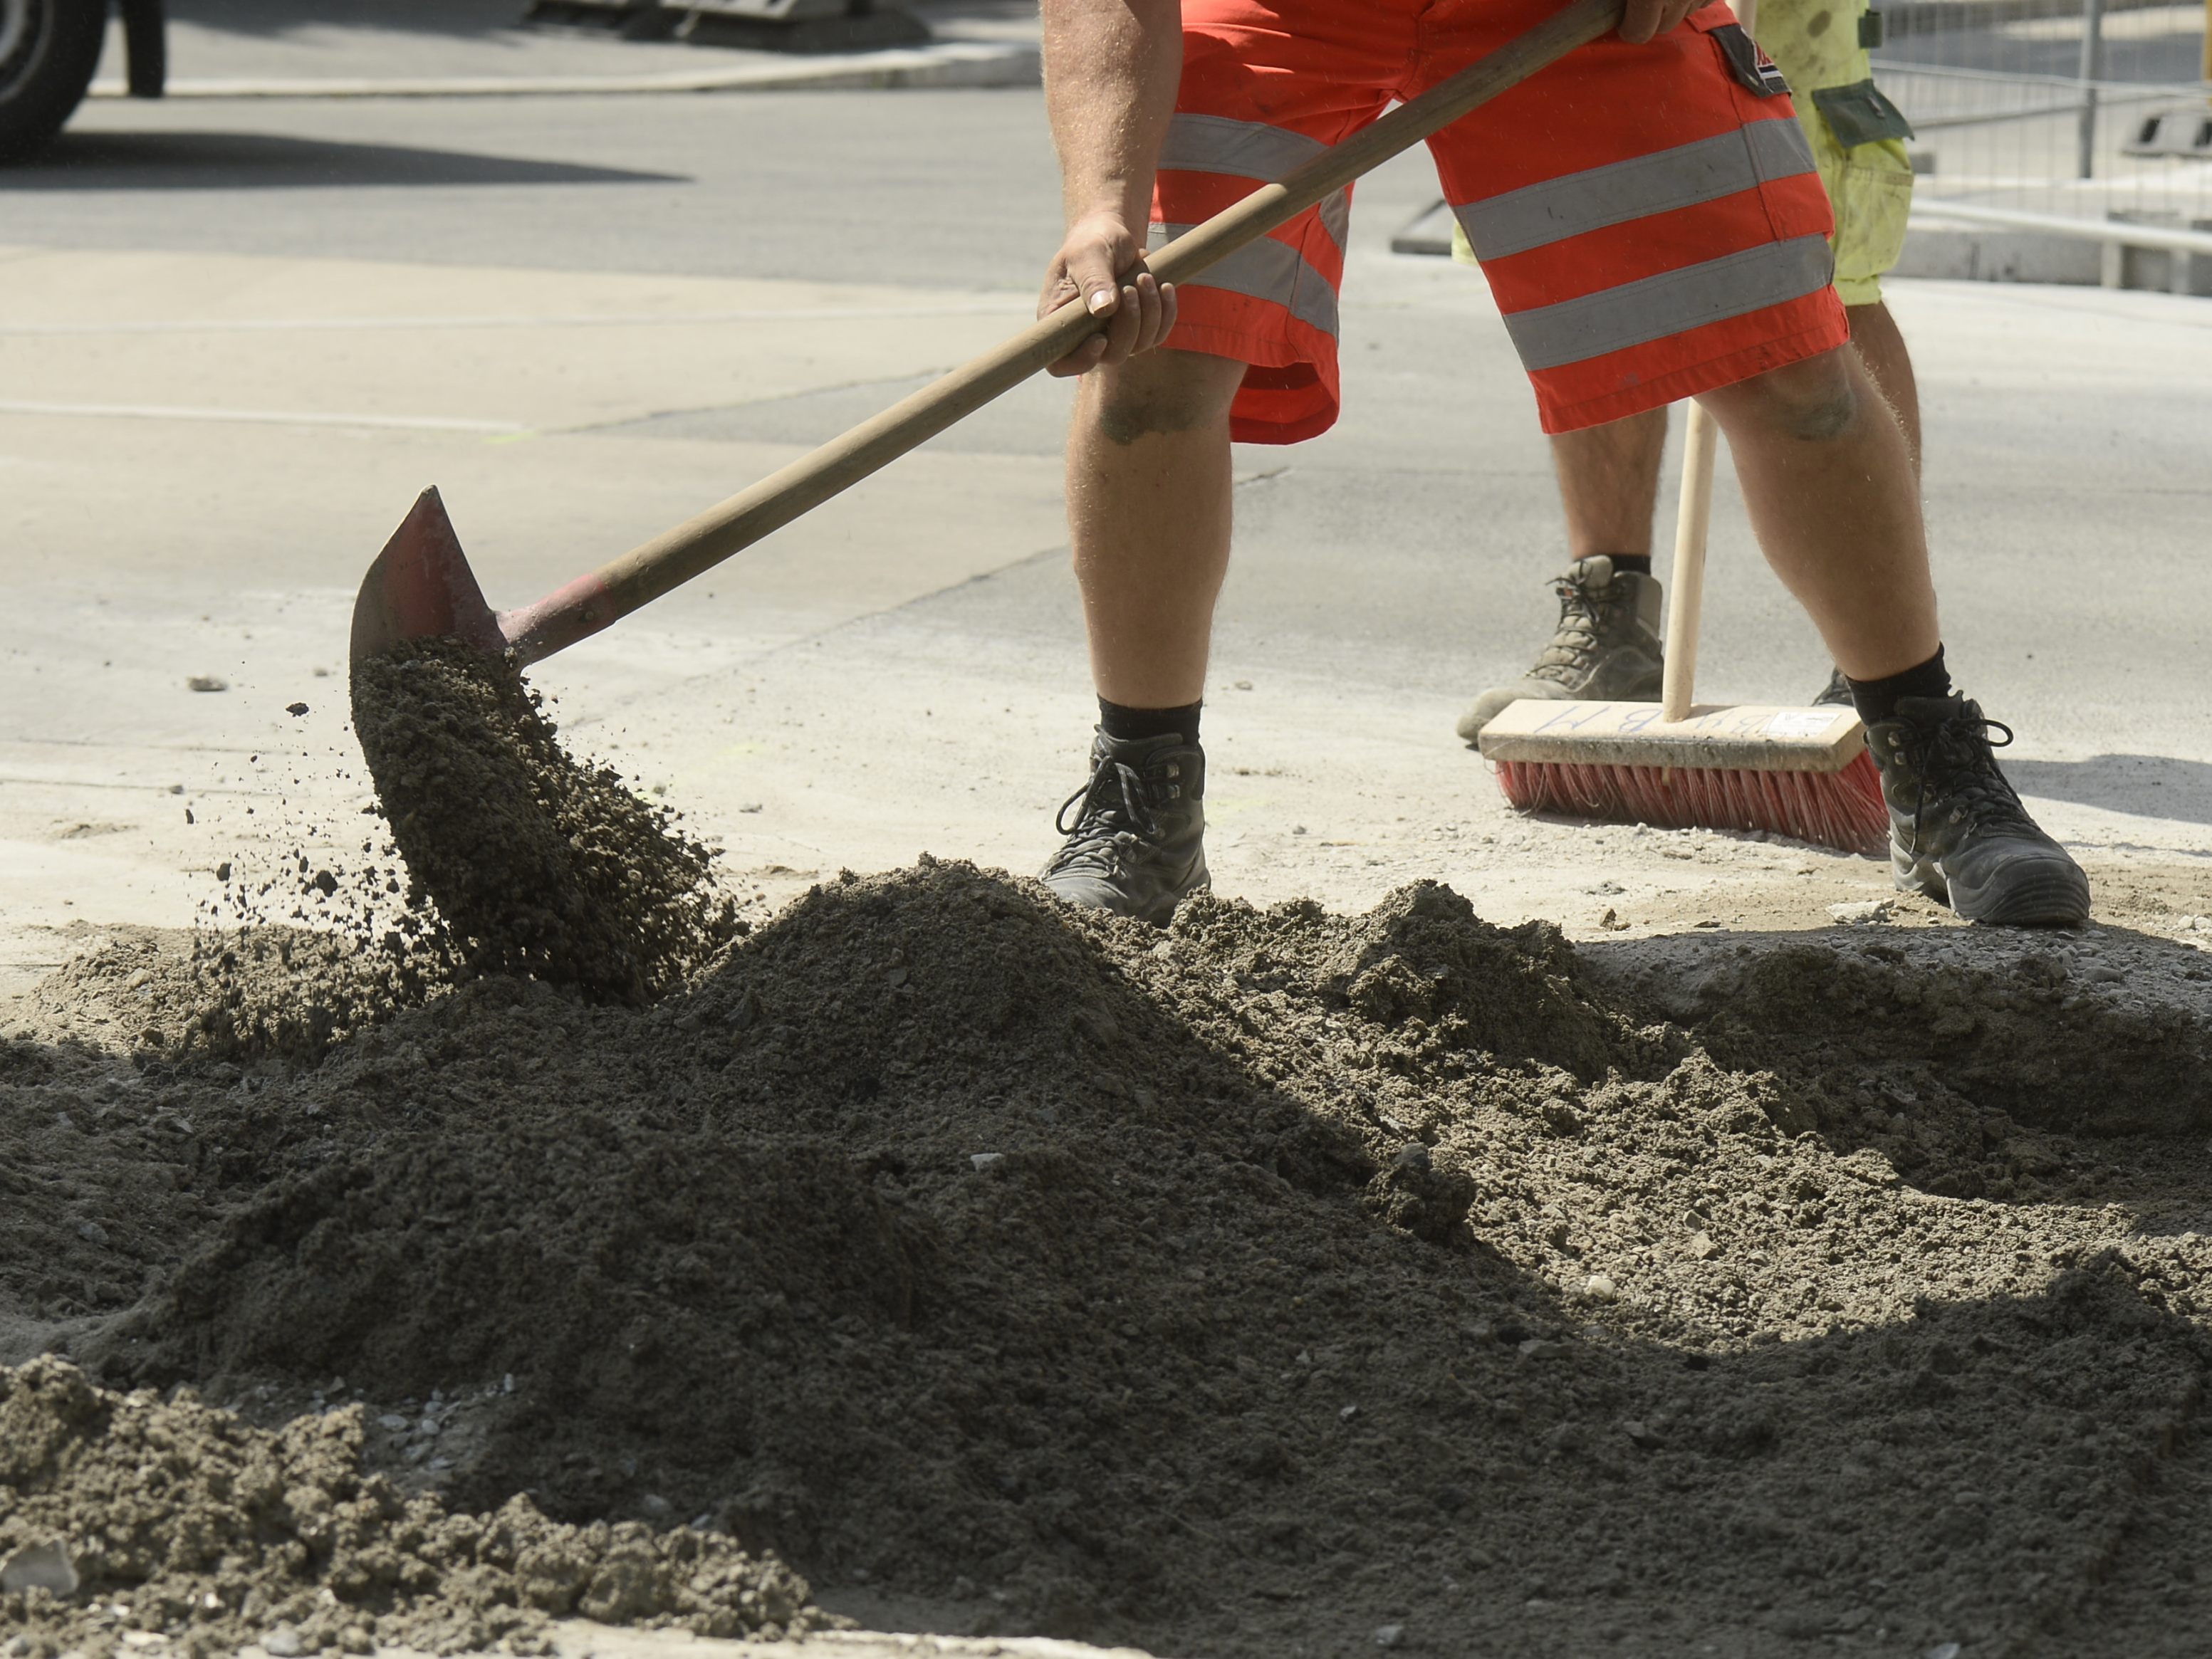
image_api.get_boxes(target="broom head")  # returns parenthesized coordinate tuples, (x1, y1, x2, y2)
(1476, 699, 1890, 855)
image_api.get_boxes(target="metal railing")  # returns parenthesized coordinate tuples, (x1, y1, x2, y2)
(1872, 0, 2212, 251)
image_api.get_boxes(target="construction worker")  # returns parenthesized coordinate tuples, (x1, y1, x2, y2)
(1457, 0, 1921, 738)
(1033, 0, 2090, 928)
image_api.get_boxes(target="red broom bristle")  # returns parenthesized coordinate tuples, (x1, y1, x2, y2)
(1493, 749, 1889, 856)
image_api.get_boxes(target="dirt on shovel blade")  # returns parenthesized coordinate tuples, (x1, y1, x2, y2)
(348, 638, 736, 1003)
(8, 862, 2212, 1658)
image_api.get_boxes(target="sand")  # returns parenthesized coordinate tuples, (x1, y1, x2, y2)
(5, 856, 2209, 1658)
(0, 1357, 824, 1659)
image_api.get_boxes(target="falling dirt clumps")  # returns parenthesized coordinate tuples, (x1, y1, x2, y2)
(349, 639, 736, 1004)
(0, 1356, 825, 1658)
(11, 864, 2212, 1657)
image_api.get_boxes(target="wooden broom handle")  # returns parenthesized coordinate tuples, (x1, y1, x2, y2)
(501, 0, 1628, 664)
(1661, 402, 1718, 723)
(1660, 0, 1758, 722)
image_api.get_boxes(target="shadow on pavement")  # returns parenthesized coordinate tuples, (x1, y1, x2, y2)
(169, 0, 1041, 37)
(168, 0, 521, 36)
(1, 130, 687, 190)
(2005, 753, 2212, 828)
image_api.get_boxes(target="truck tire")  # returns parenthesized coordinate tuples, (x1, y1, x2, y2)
(0, 0, 108, 162)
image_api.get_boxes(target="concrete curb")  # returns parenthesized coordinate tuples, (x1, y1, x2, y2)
(84, 40, 1039, 100)
(1388, 196, 2212, 295)
(1889, 221, 2104, 287)
(259, 1624, 1172, 1659)
(528, 1621, 1171, 1659)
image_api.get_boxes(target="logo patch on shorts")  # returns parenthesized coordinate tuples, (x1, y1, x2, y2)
(1713, 23, 1791, 98)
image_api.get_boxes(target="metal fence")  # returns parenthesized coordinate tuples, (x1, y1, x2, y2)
(1872, 0, 2212, 256)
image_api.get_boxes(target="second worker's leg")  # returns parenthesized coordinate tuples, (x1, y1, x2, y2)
(1553, 404, 1669, 565)
(1043, 347, 1247, 924)
(1847, 300, 1921, 478)
(1455, 407, 1671, 743)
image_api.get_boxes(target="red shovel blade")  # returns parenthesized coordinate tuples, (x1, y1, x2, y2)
(348, 487, 507, 664)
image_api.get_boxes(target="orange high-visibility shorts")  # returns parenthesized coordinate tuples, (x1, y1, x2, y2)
(1152, 0, 1849, 440)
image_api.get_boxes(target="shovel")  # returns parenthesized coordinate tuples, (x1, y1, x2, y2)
(348, 0, 1624, 671)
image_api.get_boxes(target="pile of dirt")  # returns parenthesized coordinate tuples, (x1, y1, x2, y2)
(1610, 931, 2212, 1145)
(23, 926, 448, 1071)
(349, 640, 736, 1003)
(8, 865, 2212, 1658)
(0, 1356, 825, 1658)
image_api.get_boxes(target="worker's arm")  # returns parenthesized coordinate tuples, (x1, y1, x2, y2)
(1038, 0, 1183, 376)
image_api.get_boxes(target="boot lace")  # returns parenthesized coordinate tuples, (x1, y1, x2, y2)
(1045, 751, 1161, 877)
(1897, 703, 2029, 857)
(1527, 569, 1624, 687)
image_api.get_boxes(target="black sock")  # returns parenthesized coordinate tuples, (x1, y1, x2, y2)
(1602, 554, 1654, 578)
(1098, 697, 1201, 746)
(1847, 645, 1951, 726)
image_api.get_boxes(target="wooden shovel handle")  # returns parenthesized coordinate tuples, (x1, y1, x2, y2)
(501, 0, 1627, 664)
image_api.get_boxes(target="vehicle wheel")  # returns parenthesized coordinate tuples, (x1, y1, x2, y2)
(0, 0, 108, 163)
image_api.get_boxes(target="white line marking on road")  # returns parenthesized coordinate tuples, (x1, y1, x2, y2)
(0, 300, 1033, 338)
(0, 401, 525, 434)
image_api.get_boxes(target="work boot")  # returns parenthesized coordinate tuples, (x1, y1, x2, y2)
(1456, 555, 1664, 743)
(1864, 694, 2090, 927)
(1040, 730, 1209, 926)
(1813, 666, 1854, 708)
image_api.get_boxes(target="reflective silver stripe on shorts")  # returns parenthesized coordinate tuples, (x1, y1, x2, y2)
(1456, 120, 1818, 263)
(1503, 234, 1834, 372)
(1159, 112, 1352, 251)
(1149, 222, 1340, 338)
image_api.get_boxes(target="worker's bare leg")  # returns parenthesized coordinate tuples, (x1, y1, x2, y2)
(1847, 300, 1921, 477)
(1706, 340, 2086, 923)
(1551, 406, 1669, 560)
(1067, 348, 1246, 707)
(1534, 300, 1917, 561)
(1040, 347, 1245, 925)
(1453, 409, 1670, 740)
(1697, 344, 1937, 681)
(1534, 302, 1918, 547)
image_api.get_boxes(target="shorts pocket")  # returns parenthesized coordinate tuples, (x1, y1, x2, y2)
(1826, 148, 1912, 287)
(1812, 78, 1916, 147)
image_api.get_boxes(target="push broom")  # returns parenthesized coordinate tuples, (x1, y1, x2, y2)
(1474, 397, 1891, 855)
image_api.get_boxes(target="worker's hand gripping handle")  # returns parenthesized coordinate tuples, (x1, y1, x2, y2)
(499, 0, 1629, 664)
